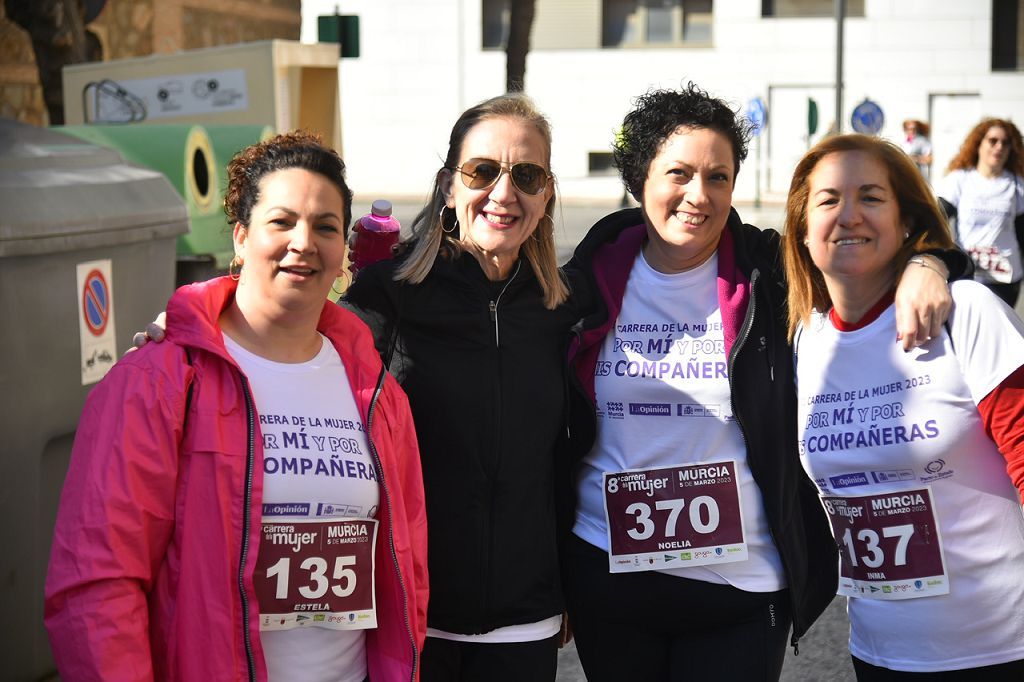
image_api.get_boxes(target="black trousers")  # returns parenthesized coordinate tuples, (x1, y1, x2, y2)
(420, 633, 559, 682)
(853, 655, 1024, 681)
(564, 534, 791, 682)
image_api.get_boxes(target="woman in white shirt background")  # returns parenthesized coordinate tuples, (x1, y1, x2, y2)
(937, 118, 1024, 307)
(899, 119, 932, 180)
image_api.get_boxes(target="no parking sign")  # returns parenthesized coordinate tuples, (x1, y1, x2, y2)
(77, 259, 117, 384)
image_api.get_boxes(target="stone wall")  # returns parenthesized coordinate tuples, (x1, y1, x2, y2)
(183, 6, 301, 51)
(0, 4, 47, 126)
(0, 0, 300, 126)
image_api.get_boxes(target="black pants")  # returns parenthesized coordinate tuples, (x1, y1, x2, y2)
(853, 655, 1024, 681)
(564, 534, 791, 682)
(420, 633, 559, 682)
(984, 280, 1021, 308)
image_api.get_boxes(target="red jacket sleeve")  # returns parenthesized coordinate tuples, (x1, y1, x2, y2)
(44, 349, 190, 681)
(978, 364, 1024, 503)
(387, 374, 429, 654)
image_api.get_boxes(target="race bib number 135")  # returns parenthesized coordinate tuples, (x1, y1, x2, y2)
(255, 518, 378, 630)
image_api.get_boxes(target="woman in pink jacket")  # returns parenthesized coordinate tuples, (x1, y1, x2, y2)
(44, 131, 428, 682)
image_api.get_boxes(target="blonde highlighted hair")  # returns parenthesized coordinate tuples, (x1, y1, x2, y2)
(395, 93, 568, 309)
(782, 134, 955, 341)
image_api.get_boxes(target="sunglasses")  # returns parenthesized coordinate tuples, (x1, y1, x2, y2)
(451, 158, 551, 195)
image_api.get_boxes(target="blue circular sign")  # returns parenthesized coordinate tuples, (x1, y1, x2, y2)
(851, 99, 885, 135)
(745, 97, 767, 136)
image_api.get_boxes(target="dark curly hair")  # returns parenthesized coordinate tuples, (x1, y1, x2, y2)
(224, 130, 353, 237)
(613, 82, 752, 201)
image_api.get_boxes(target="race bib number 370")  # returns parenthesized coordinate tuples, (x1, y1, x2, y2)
(823, 488, 949, 600)
(603, 462, 747, 573)
(255, 518, 378, 631)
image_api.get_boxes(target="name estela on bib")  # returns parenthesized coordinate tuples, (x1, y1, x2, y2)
(255, 518, 379, 630)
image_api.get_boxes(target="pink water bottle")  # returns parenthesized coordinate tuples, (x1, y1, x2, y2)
(348, 199, 401, 276)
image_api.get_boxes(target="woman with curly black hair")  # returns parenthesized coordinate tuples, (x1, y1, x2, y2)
(558, 82, 962, 681)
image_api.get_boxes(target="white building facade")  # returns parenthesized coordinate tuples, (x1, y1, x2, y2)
(301, 0, 1024, 205)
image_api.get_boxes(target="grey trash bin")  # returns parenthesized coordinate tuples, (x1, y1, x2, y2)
(0, 118, 189, 680)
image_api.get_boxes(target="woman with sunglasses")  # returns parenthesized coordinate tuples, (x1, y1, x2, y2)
(343, 93, 579, 681)
(559, 83, 964, 681)
(131, 95, 579, 681)
(936, 118, 1024, 307)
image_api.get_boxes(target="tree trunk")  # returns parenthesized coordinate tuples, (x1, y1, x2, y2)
(5, 0, 98, 125)
(505, 0, 535, 93)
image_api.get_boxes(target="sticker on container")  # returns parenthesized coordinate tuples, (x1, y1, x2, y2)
(77, 259, 117, 385)
(95, 69, 249, 122)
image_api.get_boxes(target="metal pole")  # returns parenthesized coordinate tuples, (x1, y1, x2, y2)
(835, 0, 845, 133)
(754, 135, 762, 209)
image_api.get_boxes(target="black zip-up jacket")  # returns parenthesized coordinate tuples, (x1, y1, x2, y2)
(343, 250, 582, 634)
(558, 208, 839, 648)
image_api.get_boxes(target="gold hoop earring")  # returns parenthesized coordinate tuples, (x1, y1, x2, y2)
(229, 255, 242, 281)
(440, 205, 457, 234)
(331, 276, 346, 296)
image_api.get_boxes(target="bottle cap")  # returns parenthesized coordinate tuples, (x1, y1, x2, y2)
(370, 199, 393, 218)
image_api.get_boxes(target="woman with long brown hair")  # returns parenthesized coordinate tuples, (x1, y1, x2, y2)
(785, 133, 1024, 680)
(937, 118, 1024, 306)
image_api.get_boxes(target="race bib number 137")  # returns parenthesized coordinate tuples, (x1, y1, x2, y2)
(823, 488, 949, 600)
(603, 462, 747, 573)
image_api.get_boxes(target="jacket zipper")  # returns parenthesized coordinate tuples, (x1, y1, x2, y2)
(488, 260, 522, 347)
(367, 365, 418, 681)
(481, 260, 520, 629)
(726, 272, 801, 655)
(238, 372, 257, 682)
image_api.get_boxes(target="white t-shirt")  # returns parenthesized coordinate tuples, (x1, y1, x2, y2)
(900, 135, 932, 179)
(937, 169, 1024, 284)
(795, 281, 1024, 672)
(224, 332, 378, 682)
(573, 250, 785, 592)
(426, 616, 562, 644)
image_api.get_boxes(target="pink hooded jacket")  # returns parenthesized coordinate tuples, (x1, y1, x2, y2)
(45, 277, 428, 681)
